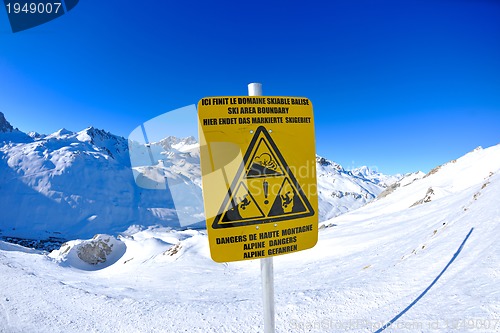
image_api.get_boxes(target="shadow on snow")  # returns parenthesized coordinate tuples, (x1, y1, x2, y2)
(373, 227, 475, 333)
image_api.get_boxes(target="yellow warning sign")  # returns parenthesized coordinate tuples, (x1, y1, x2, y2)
(198, 96, 318, 262)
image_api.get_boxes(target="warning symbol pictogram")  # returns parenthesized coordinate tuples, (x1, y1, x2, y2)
(268, 178, 308, 216)
(246, 138, 285, 178)
(213, 126, 314, 229)
(220, 182, 265, 222)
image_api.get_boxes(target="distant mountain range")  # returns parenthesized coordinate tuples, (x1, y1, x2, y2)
(316, 157, 405, 220)
(0, 111, 403, 244)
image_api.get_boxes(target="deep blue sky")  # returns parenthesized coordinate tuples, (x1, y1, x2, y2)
(1, 0, 499, 174)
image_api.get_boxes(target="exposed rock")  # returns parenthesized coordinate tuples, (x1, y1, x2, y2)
(377, 182, 400, 199)
(76, 235, 115, 265)
(410, 187, 435, 207)
(0, 112, 15, 133)
(164, 243, 182, 256)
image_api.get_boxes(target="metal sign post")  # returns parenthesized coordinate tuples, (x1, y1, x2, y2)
(249, 83, 276, 333)
(198, 83, 318, 333)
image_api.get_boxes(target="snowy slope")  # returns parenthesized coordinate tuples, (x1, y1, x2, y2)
(0, 143, 498, 333)
(128, 135, 204, 228)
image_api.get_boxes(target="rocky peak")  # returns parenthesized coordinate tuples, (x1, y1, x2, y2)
(85, 127, 113, 140)
(160, 136, 198, 150)
(316, 156, 344, 171)
(0, 112, 15, 133)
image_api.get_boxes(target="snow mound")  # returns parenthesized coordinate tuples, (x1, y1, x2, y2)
(116, 227, 211, 266)
(50, 234, 126, 270)
(0, 240, 41, 254)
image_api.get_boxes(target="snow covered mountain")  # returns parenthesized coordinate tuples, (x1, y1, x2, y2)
(0, 112, 398, 244)
(316, 156, 402, 220)
(0, 115, 192, 242)
(0, 136, 498, 332)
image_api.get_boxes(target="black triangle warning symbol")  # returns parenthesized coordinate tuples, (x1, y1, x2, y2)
(212, 126, 315, 229)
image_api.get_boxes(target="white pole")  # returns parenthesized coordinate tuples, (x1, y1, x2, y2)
(248, 82, 263, 97)
(248, 82, 275, 333)
(260, 257, 275, 333)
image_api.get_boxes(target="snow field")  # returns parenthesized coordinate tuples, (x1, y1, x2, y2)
(1, 114, 499, 332)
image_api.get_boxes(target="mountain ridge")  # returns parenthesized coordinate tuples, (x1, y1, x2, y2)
(1, 112, 401, 244)
(0, 111, 15, 133)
